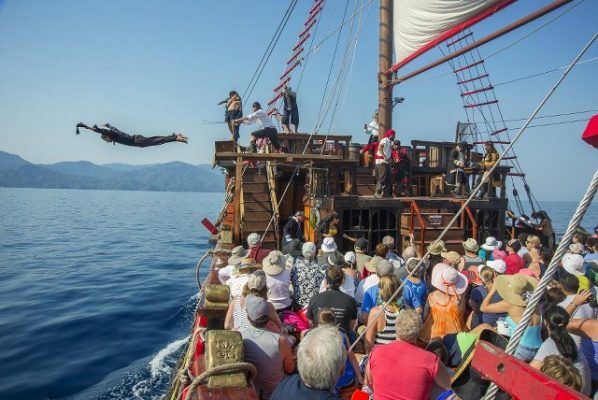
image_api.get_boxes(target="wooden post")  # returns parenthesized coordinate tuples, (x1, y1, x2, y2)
(378, 0, 393, 134)
(233, 156, 243, 244)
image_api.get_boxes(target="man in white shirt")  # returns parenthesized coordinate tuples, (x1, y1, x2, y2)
(235, 102, 281, 153)
(374, 129, 395, 198)
(364, 110, 379, 143)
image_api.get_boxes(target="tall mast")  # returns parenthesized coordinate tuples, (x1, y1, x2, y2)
(378, 0, 393, 134)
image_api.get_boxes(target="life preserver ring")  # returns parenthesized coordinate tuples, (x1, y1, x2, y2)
(309, 207, 320, 229)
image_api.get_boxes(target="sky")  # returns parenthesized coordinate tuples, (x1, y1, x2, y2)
(0, 0, 596, 201)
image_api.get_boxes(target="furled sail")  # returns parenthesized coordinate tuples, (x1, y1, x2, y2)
(392, 0, 515, 73)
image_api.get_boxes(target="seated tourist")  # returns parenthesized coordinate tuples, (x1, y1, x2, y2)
(365, 309, 451, 400)
(568, 316, 598, 393)
(317, 236, 341, 267)
(480, 274, 542, 362)
(523, 235, 542, 266)
(558, 271, 595, 320)
(307, 264, 358, 334)
(263, 250, 292, 312)
(240, 295, 294, 399)
(563, 253, 592, 292)
(529, 305, 591, 395)
(227, 257, 256, 298)
(504, 239, 525, 275)
(479, 236, 501, 262)
(290, 241, 323, 310)
(319, 253, 355, 298)
(541, 355, 583, 393)
(218, 245, 246, 284)
(358, 259, 394, 322)
(355, 254, 387, 304)
(343, 251, 360, 288)
(383, 235, 405, 266)
(402, 257, 428, 316)
(354, 238, 371, 277)
(419, 263, 468, 342)
(364, 275, 401, 354)
(225, 270, 283, 332)
(271, 325, 346, 400)
(460, 238, 482, 271)
(469, 266, 505, 328)
(441, 250, 461, 269)
(247, 232, 271, 264)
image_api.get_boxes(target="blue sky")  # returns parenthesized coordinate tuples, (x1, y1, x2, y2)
(0, 0, 596, 201)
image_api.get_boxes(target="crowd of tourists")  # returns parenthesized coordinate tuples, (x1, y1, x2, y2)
(217, 227, 598, 399)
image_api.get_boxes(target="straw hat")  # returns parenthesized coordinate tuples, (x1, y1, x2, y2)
(237, 257, 257, 272)
(441, 251, 461, 267)
(321, 236, 338, 253)
(465, 265, 483, 286)
(228, 245, 247, 265)
(462, 238, 479, 253)
(431, 263, 468, 295)
(263, 250, 286, 276)
(365, 255, 384, 273)
(427, 240, 447, 255)
(247, 270, 267, 291)
(495, 274, 537, 307)
(562, 253, 586, 276)
(481, 236, 502, 251)
(487, 259, 507, 274)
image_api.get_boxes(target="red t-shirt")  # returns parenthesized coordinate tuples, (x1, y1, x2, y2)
(504, 253, 525, 275)
(369, 340, 439, 400)
(248, 246, 271, 264)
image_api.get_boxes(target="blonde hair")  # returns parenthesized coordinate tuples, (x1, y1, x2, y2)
(379, 275, 400, 311)
(541, 355, 582, 392)
(479, 266, 495, 284)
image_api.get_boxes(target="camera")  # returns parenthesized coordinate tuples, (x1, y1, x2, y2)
(586, 294, 597, 308)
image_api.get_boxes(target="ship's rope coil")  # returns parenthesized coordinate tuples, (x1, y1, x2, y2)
(183, 362, 258, 400)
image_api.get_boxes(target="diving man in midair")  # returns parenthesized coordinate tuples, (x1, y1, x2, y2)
(76, 123, 188, 147)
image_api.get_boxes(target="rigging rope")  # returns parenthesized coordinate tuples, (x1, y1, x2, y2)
(349, 31, 597, 354)
(242, 0, 298, 102)
(494, 55, 598, 86)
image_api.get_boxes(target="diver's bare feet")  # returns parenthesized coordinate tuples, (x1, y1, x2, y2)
(76, 122, 89, 129)
(175, 133, 188, 144)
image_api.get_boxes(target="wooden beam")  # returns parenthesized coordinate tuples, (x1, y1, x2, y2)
(233, 156, 242, 244)
(214, 152, 343, 162)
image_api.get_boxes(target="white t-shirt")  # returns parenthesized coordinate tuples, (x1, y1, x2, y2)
(375, 137, 392, 165)
(244, 109, 276, 129)
(355, 275, 380, 304)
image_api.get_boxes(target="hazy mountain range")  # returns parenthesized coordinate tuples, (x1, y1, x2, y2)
(0, 151, 224, 192)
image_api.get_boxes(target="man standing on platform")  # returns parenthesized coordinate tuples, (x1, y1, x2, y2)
(474, 142, 499, 199)
(374, 129, 395, 198)
(448, 141, 470, 197)
(234, 102, 281, 153)
(283, 211, 305, 245)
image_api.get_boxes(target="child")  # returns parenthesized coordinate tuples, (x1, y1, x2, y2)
(402, 257, 428, 315)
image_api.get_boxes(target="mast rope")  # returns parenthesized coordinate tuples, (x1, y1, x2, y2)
(242, 0, 298, 102)
(484, 168, 598, 399)
(349, 31, 597, 354)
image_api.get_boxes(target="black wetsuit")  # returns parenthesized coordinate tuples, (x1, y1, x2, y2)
(90, 124, 178, 147)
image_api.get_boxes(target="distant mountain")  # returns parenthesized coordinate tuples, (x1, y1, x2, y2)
(0, 151, 223, 192)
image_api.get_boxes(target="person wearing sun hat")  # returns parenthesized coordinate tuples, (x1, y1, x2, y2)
(419, 263, 468, 342)
(355, 256, 385, 305)
(290, 242, 323, 310)
(441, 250, 461, 269)
(479, 236, 501, 262)
(218, 245, 248, 285)
(317, 236, 340, 267)
(263, 251, 293, 311)
(562, 253, 592, 291)
(480, 274, 543, 361)
(469, 266, 506, 329)
(460, 238, 482, 271)
(227, 257, 257, 298)
(487, 259, 507, 275)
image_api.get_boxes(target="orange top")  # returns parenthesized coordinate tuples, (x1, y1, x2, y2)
(419, 291, 467, 342)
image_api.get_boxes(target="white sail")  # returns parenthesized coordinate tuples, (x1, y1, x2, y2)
(393, 0, 505, 69)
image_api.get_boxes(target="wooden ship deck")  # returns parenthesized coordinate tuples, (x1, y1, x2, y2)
(213, 133, 511, 255)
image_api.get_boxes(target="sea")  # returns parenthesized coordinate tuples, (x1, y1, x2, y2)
(0, 187, 597, 400)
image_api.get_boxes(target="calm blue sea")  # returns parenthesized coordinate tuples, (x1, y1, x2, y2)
(0, 188, 596, 400)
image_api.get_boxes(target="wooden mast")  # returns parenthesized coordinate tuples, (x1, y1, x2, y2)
(378, 0, 393, 134)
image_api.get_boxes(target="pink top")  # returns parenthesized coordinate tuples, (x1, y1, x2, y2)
(369, 340, 439, 400)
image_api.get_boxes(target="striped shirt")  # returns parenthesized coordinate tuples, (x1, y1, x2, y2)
(375, 307, 399, 345)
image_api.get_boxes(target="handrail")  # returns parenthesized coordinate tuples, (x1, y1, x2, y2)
(265, 158, 281, 249)
(410, 200, 427, 256)
(463, 203, 478, 241)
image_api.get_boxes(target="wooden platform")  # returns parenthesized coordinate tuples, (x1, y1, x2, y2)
(214, 152, 344, 162)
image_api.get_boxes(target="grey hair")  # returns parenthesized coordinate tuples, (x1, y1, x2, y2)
(302, 241, 317, 260)
(297, 326, 347, 390)
(402, 245, 419, 259)
(395, 309, 422, 343)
